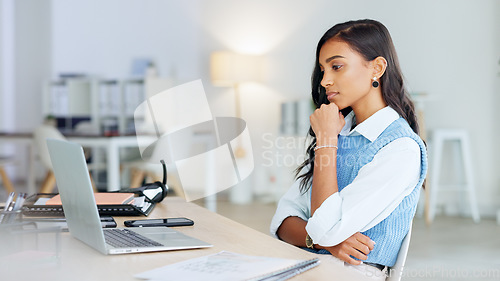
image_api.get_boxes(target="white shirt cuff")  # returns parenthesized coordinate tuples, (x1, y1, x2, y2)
(270, 212, 308, 239)
(305, 192, 342, 245)
(269, 190, 310, 238)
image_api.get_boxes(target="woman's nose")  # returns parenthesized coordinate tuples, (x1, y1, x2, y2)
(321, 73, 333, 88)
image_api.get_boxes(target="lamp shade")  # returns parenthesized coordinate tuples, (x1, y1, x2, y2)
(210, 52, 263, 86)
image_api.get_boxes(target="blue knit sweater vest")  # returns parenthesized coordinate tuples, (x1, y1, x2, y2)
(336, 118, 427, 267)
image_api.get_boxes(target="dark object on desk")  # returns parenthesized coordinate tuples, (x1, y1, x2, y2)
(124, 217, 194, 228)
(55, 116, 91, 134)
(119, 159, 169, 203)
(22, 193, 155, 217)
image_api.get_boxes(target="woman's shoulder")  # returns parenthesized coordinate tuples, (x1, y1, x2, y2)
(372, 118, 426, 153)
(381, 118, 421, 140)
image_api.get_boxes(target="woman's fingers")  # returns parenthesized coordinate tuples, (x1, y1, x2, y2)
(326, 245, 363, 265)
(339, 111, 346, 128)
(353, 232, 375, 251)
(310, 103, 343, 141)
(345, 244, 368, 261)
(341, 253, 363, 266)
(324, 232, 375, 265)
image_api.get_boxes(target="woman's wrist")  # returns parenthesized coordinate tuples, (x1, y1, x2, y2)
(314, 244, 326, 250)
(316, 135, 338, 147)
(314, 144, 338, 152)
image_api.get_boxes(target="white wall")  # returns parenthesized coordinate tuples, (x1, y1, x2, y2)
(4, 0, 500, 216)
(14, 0, 52, 131)
(412, 1, 499, 216)
(51, 0, 202, 82)
(492, 0, 500, 216)
(0, 0, 15, 131)
(0, 0, 51, 180)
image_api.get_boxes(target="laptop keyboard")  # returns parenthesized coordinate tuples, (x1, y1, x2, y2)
(104, 228, 164, 248)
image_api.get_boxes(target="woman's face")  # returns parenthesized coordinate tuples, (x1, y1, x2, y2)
(318, 39, 375, 110)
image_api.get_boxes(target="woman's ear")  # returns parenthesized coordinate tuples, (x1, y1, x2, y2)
(373, 56, 388, 79)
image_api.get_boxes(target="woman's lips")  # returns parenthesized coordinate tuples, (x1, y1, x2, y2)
(327, 92, 339, 100)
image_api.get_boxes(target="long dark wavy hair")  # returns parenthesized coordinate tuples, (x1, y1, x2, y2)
(296, 19, 421, 192)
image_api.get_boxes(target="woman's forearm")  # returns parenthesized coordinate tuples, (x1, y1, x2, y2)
(277, 216, 331, 251)
(276, 216, 308, 247)
(311, 147, 339, 215)
(309, 103, 343, 215)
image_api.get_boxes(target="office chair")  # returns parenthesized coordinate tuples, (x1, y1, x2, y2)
(33, 125, 97, 193)
(0, 156, 16, 194)
(386, 222, 413, 281)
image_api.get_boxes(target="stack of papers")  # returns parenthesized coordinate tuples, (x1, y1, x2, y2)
(45, 193, 135, 205)
(135, 251, 320, 281)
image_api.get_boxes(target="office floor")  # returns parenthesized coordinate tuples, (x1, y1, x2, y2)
(206, 196, 500, 281)
(3, 184, 499, 281)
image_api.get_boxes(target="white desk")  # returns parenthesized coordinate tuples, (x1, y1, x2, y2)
(67, 135, 154, 192)
(0, 133, 153, 193)
(0, 197, 375, 281)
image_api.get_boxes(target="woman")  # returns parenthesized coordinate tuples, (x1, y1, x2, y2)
(270, 19, 427, 279)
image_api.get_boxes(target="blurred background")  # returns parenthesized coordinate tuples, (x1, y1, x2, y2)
(0, 1, 499, 280)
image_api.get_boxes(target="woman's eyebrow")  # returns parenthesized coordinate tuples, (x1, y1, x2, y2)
(325, 55, 345, 63)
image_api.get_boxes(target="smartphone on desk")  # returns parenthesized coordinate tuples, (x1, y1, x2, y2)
(124, 217, 194, 227)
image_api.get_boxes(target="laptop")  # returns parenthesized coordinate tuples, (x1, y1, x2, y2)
(46, 138, 212, 255)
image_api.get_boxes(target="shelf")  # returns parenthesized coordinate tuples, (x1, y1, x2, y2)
(43, 77, 146, 135)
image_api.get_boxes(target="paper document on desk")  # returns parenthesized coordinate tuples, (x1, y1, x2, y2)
(135, 251, 319, 281)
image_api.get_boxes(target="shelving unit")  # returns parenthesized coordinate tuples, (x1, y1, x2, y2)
(42, 78, 93, 133)
(43, 77, 146, 135)
(121, 78, 145, 135)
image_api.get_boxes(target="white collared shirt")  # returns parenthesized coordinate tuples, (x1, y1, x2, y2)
(270, 106, 421, 246)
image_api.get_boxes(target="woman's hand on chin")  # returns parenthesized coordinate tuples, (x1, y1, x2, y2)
(310, 103, 345, 146)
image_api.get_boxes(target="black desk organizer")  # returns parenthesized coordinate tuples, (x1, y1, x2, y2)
(21, 193, 155, 217)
